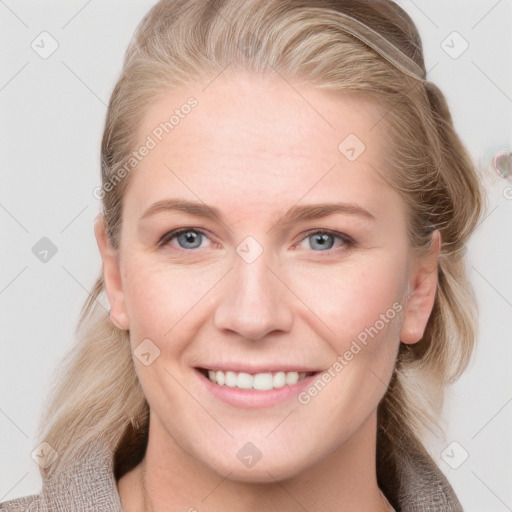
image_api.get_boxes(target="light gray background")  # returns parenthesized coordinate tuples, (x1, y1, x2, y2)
(1, 1, 511, 509)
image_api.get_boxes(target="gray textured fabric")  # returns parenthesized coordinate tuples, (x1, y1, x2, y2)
(0, 441, 122, 512)
(0, 439, 462, 511)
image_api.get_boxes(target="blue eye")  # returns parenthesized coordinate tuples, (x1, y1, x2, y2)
(309, 232, 335, 250)
(177, 230, 203, 249)
(160, 229, 209, 250)
(298, 230, 353, 252)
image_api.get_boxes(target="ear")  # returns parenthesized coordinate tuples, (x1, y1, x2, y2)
(399, 230, 441, 345)
(94, 214, 130, 331)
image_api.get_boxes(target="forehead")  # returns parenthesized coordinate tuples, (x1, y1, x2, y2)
(124, 72, 398, 223)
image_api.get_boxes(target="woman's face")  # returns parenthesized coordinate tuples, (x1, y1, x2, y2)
(97, 72, 439, 481)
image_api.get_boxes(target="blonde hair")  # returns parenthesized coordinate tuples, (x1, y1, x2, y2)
(36, 0, 486, 503)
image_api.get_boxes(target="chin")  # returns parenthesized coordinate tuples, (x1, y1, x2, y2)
(198, 441, 319, 483)
(214, 458, 306, 484)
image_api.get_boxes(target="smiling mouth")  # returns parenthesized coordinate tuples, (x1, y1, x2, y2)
(196, 368, 316, 391)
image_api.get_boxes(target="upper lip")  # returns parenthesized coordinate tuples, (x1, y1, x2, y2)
(195, 364, 321, 374)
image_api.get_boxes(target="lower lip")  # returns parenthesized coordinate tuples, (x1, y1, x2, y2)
(195, 369, 319, 409)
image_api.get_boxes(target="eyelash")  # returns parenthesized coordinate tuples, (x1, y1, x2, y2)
(158, 228, 355, 255)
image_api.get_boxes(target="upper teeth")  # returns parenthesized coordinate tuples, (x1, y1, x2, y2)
(207, 370, 309, 390)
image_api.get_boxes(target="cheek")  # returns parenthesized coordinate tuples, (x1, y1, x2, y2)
(121, 256, 224, 346)
(292, 257, 405, 431)
(289, 253, 405, 354)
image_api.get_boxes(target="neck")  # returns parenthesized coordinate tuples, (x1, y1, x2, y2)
(119, 411, 393, 512)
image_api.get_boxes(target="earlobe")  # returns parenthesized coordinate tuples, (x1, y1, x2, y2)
(94, 215, 130, 331)
(399, 230, 441, 345)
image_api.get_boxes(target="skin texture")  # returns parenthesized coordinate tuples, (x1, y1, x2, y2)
(95, 71, 441, 512)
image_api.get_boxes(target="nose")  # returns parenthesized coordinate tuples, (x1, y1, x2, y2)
(213, 251, 294, 341)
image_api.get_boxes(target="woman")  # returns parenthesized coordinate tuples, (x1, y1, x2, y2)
(1, 0, 485, 510)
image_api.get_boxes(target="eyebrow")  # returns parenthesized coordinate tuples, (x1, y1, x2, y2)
(139, 198, 376, 230)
